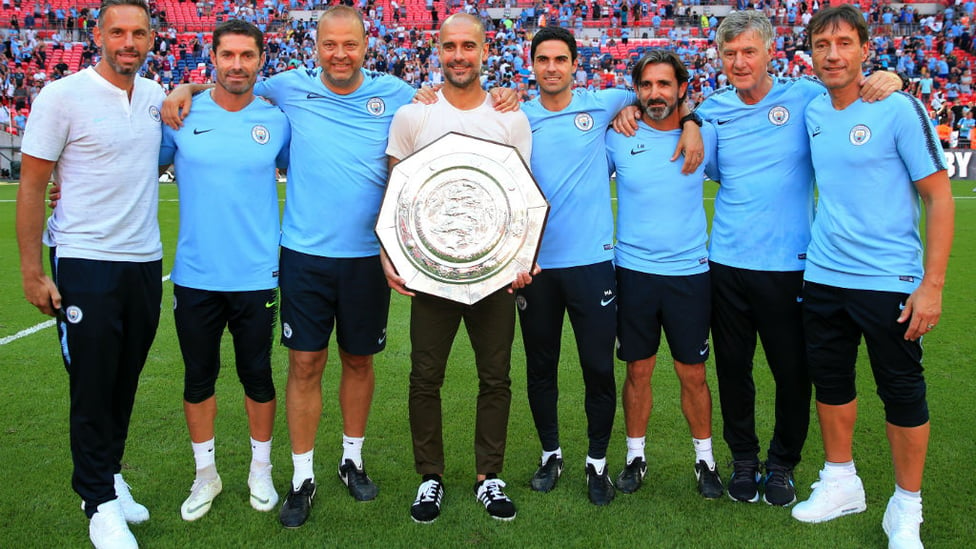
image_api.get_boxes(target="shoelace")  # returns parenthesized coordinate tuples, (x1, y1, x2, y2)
(479, 479, 509, 503)
(731, 460, 759, 481)
(765, 466, 792, 489)
(417, 480, 443, 503)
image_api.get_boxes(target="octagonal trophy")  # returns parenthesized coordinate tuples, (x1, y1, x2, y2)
(376, 132, 550, 305)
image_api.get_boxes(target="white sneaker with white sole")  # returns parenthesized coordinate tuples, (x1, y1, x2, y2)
(248, 466, 279, 512)
(180, 475, 223, 521)
(791, 469, 866, 523)
(89, 499, 138, 549)
(883, 495, 924, 549)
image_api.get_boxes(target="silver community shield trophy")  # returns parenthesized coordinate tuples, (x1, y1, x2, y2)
(376, 132, 549, 305)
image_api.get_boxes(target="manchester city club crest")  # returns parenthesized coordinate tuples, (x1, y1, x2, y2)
(251, 125, 270, 145)
(575, 112, 594, 131)
(849, 124, 872, 146)
(768, 106, 789, 126)
(65, 305, 83, 324)
(149, 105, 161, 122)
(367, 97, 386, 116)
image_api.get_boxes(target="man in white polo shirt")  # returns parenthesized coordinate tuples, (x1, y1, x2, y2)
(16, 1, 164, 547)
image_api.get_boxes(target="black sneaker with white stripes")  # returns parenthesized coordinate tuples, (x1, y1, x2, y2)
(474, 475, 516, 521)
(410, 474, 444, 523)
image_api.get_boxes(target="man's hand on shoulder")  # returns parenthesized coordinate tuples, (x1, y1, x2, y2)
(490, 87, 521, 112)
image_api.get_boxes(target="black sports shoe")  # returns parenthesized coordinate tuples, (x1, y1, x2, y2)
(338, 459, 379, 501)
(411, 474, 444, 524)
(762, 462, 797, 506)
(616, 457, 647, 494)
(474, 475, 516, 521)
(695, 461, 724, 499)
(585, 464, 615, 506)
(727, 459, 761, 503)
(278, 478, 316, 528)
(529, 455, 563, 493)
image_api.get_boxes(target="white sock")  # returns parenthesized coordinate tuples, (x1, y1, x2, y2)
(292, 449, 314, 491)
(626, 436, 646, 464)
(250, 437, 272, 473)
(541, 447, 562, 463)
(823, 460, 857, 477)
(342, 434, 364, 469)
(693, 437, 715, 469)
(192, 438, 216, 475)
(586, 456, 607, 475)
(894, 484, 922, 503)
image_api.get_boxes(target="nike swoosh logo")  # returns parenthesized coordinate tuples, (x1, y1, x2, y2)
(716, 119, 732, 125)
(186, 502, 211, 514)
(251, 494, 271, 505)
(307, 92, 328, 99)
(265, 301, 275, 309)
(629, 148, 648, 156)
(898, 302, 906, 310)
(699, 348, 708, 355)
(812, 130, 822, 137)
(377, 335, 387, 345)
(796, 296, 803, 303)
(193, 128, 214, 135)
(600, 296, 616, 306)
(531, 127, 541, 133)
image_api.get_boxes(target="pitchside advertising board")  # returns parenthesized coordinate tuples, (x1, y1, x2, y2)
(945, 149, 976, 180)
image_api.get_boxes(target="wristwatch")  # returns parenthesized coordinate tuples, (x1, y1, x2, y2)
(679, 111, 703, 127)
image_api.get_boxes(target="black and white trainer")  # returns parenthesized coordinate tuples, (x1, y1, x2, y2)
(410, 474, 444, 524)
(474, 475, 516, 521)
(529, 455, 563, 493)
(338, 459, 379, 502)
(616, 457, 647, 494)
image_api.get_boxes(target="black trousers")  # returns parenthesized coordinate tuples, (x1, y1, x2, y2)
(516, 262, 617, 460)
(52, 251, 161, 516)
(709, 262, 810, 468)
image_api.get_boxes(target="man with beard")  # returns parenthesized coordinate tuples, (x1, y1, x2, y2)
(605, 49, 724, 501)
(16, 0, 163, 547)
(382, 13, 533, 524)
(158, 20, 290, 523)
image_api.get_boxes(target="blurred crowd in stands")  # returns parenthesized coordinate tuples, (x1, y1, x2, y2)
(1, 0, 975, 145)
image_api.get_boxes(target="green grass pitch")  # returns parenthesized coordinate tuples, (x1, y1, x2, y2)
(0, 182, 973, 547)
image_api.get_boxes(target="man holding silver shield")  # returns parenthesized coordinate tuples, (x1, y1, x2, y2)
(382, 13, 534, 524)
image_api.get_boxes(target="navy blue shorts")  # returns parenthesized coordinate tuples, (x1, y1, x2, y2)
(173, 285, 277, 404)
(616, 268, 711, 364)
(278, 247, 390, 355)
(802, 281, 928, 427)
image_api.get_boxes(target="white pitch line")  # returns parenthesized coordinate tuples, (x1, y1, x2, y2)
(0, 273, 172, 346)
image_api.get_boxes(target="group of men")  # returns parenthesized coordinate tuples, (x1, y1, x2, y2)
(16, 1, 952, 548)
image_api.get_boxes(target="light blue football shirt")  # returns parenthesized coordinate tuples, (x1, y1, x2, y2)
(522, 88, 634, 269)
(606, 121, 718, 276)
(696, 76, 822, 271)
(160, 91, 290, 291)
(804, 91, 946, 292)
(255, 68, 415, 258)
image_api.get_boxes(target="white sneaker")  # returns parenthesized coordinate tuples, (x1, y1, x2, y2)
(80, 475, 150, 524)
(883, 495, 924, 549)
(248, 466, 279, 512)
(113, 474, 150, 524)
(180, 475, 223, 521)
(791, 469, 867, 523)
(89, 499, 138, 549)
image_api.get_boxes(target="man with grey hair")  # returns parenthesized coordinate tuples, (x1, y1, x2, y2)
(694, 10, 902, 506)
(17, 0, 162, 546)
